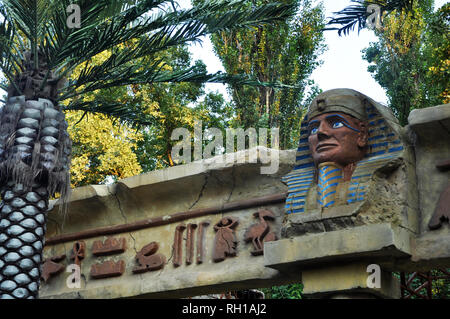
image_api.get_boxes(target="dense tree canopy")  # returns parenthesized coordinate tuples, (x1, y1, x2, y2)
(196, 0, 326, 149)
(362, 0, 449, 124)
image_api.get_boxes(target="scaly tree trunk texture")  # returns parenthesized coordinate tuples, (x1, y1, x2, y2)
(0, 181, 49, 298)
(0, 95, 71, 299)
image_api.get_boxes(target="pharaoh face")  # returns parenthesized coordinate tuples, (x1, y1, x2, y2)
(307, 112, 368, 167)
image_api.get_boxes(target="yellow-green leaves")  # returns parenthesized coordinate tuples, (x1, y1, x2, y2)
(66, 111, 143, 187)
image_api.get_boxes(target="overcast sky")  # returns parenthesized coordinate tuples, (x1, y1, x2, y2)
(187, 0, 448, 105)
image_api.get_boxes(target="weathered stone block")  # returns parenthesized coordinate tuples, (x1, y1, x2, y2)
(40, 148, 299, 299)
(408, 103, 450, 234)
(405, 103, 450, 270)
(264, 223, 412, 273)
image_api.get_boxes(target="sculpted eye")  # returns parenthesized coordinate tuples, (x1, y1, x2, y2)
(310, 127, 318, 135)
(332, 121, 344, 129)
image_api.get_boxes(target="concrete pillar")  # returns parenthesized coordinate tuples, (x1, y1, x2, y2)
(301, 262, 400, 299)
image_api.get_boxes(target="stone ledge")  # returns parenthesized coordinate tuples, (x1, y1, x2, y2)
(42, 267, 281, 299)
(45, 147, 295, 237)
(391, 227, 450, 271)
(264, 223, 412, 273)
(48, 147, 295, 209)
(408, 104, 450, 141)
(408, 103, 450, 127)
(120, 146, 296, 190)
(413, 228, 450, 262)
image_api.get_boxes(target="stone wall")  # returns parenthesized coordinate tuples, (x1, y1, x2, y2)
(40, 148, 299, 298)
(406, 104, 450, 270)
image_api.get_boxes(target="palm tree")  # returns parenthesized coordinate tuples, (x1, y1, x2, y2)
(0, 0, 295, 299)
(325, 0, 414, 35)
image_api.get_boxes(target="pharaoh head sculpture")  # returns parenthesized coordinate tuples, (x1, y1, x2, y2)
(306, 91, 370, 181)
(284, 88, 405, 213)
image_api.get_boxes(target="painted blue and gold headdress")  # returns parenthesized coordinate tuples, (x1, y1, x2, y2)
(283, 88, 405, 214)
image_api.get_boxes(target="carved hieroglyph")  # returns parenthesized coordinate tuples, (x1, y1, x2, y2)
(133, 242, 166, 274)
(196, 221, 210, 264)
(244, 209, 277, 256)
(185, 223, 197, 265)
(92, 237, 126, 256)
(90, 260, 125, 279)
(213, 217, 239, 262)
(173, 224, 186, 267)
(70, 241, 85, 268)
(41, 254, 65, 283)
(90, 237, 127, 279)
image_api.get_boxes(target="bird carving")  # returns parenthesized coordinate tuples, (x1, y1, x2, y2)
(244, 209, 277, 256)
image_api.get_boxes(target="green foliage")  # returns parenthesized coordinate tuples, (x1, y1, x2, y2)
(128, 47, 234, 170)
(196, 0, 326, 149)
(68, 43, 232, 172)
(397, 269, 450, 299)
(326, 0, 416, 35)
(422, 3, 450, 104)
(362, 1, 449, 125)
(431, 269, 450, 299)
(0, 0, 297, 126)
(66, 111, 143, 187)
(262, 283, 303, 299)
(135, 89, 233, 170)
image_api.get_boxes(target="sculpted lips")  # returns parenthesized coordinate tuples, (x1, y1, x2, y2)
(316, 143, 338, 152)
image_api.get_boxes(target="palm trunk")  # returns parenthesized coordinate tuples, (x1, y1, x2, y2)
(0, 96, 71, 299)
(0, 181, 48, 299)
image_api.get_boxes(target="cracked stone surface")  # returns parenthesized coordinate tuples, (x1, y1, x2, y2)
(40, 147, 298, 298)
(282, 148, 420, 240)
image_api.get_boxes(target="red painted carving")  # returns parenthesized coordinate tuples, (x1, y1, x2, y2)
(41, 254, 66, 283)
(185, 223, 197, 265)
(133, 242, 166, 274)
(90, 260, 125, 279)
(70, 241, 86, 267)
(92, 237, 126, 256)
(212, 217, 239, 262)
(173, 224, 186, 267)
(244, 209, 277, 256)
(196, 221, 210, 264)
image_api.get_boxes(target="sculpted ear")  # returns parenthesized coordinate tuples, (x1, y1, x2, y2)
(357, 122, 368, 148)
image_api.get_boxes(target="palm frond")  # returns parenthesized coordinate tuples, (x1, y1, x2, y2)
(61, 59, 299, 102)
(0, 0, 297, 120)
(0, 0, 294, 78)
(325, 0, 415, 36)
(51, 0, 294, 81)
(2, 0, 56, 67)
(65, 98, 153, 128)
(42, 0, 119, 70)
(0, 6, 22, 92)
(62, 62, 298, 127)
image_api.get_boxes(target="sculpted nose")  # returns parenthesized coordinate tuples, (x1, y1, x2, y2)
(317, 122, 331, 140)
(317, 131, 329, 141)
